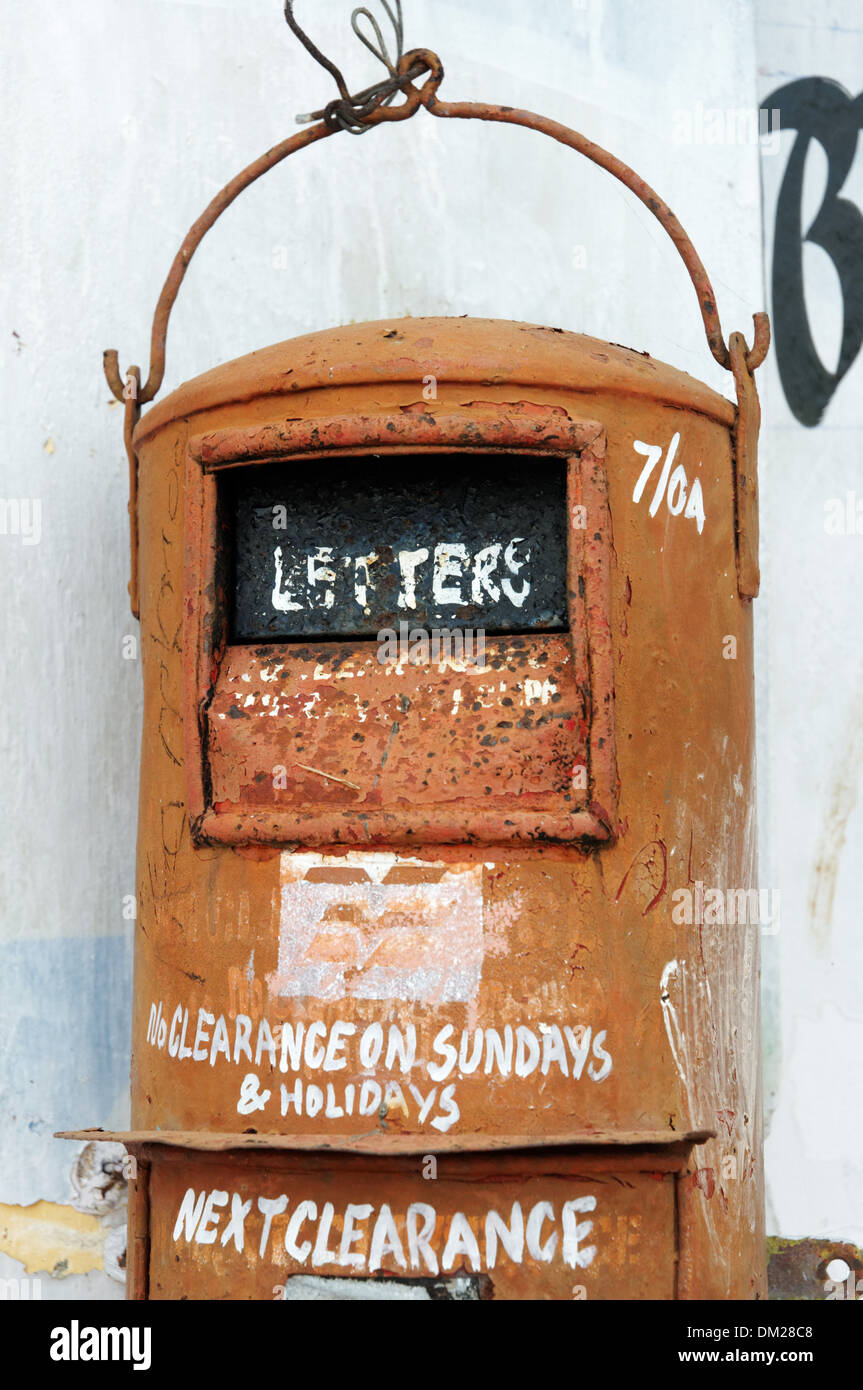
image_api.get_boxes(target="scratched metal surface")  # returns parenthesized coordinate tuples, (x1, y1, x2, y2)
(207, 637, 583, 813)
(229, 454, 568, 640)
(123, 317, 764, 1299)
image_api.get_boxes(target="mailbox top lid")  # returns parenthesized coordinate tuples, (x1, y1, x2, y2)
(134, 315, 736, 445)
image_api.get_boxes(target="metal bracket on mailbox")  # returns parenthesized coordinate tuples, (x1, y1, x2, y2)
(730, 331, 761, 600)
(123, 366, 141, 618)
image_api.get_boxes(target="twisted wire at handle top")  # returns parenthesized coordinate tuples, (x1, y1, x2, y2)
(103, 6, 769, 408)
(286, 0, 424, 133)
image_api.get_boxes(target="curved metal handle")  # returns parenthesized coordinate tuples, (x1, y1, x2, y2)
(104, 47, 769, 407)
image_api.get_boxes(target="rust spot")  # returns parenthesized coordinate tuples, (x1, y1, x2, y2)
(767, 1237, 863, 1301)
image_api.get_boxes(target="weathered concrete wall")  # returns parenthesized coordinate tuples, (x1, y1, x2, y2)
(756, 0, 863, 1256)
(2, 0, 858, 1298)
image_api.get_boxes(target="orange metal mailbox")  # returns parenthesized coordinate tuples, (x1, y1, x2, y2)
(64, 11, 770, 1300)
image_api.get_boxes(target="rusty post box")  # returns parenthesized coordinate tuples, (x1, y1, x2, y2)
(62, 7, 770, 1300)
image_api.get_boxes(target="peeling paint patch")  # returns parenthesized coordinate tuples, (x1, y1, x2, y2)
(70, 1141, 128, 1216)
(270, 852, 484, 1003)
(0, 1200, 105, 1277)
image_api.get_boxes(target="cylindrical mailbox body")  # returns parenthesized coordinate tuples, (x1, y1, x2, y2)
(127, 316, 763, 1299)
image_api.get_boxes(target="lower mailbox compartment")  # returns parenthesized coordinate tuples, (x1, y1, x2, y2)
(136, 1144, 693, 1301)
